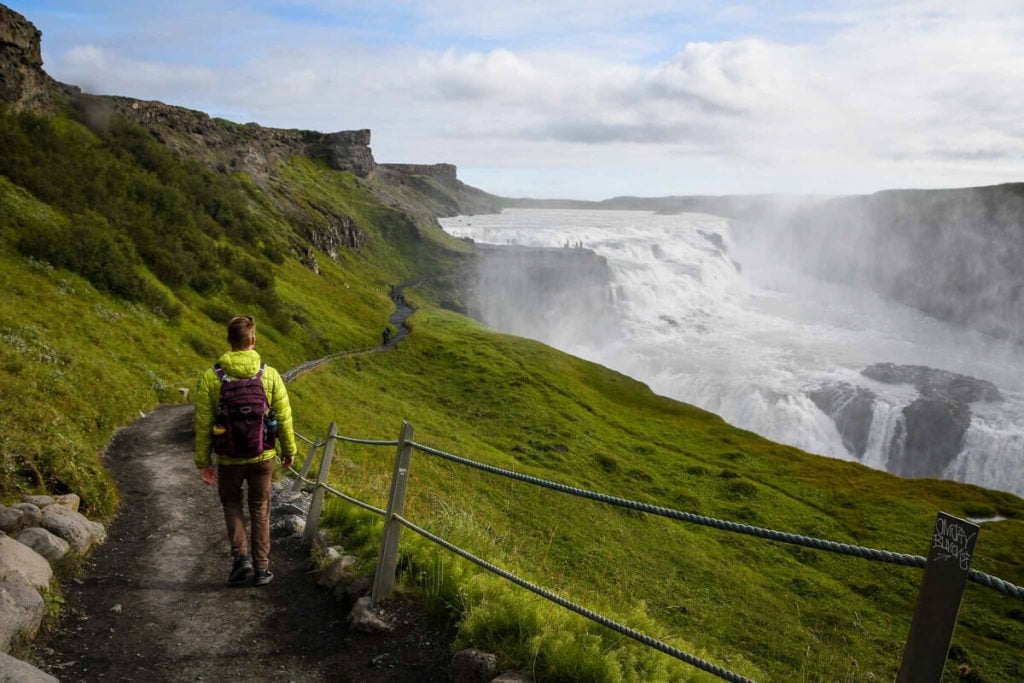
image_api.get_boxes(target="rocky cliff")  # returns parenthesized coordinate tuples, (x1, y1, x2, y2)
(375, 163, 502, 216)
(78, 94, 376, 179)
(772, 184, 1024, 343)
(0, 4, 75, 114)
(469, 244, 620, 347)
(0, 4, 376, 180)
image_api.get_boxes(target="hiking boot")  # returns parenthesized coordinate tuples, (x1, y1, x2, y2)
(228, 554, 254, 586)
(254, 568, 274, 586)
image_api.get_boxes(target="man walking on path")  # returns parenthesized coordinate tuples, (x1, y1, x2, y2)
(194, 316, 297, 586)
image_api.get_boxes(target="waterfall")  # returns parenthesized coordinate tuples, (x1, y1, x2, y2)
(442, 209, 1024, 497)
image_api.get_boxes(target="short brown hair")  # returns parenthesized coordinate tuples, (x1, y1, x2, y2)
(227, 315, 256, 350)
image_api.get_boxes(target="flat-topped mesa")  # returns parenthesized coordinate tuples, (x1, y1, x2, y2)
(0, 5, 376, 178)
(0, 4, 70, 113)
(382, 163, 458, 180)
(95, 95, 376, 178)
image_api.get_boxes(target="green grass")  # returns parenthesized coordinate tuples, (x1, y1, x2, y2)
(292, 305, 1024, 682)
(0, 105, 1022, 681)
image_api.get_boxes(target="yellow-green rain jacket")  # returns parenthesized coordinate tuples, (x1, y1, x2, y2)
(194, 350, 297, 469)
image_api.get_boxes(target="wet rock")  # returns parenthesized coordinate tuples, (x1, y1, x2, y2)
(862, 362, 997, 477)
(0, 652, 58, 682)
(348, 596, 393, 634)
(808, 383, 877, 457)
(10, 504, 42, 528)
(452, 648, 500, 683)
(861, 363, 1002, 402)
(894, 395, 972, 477)
(40, 505, 102, 552)
(16, 528, 70, 563)
(0, 508, 24, 535)
(0, 536, 52, 590)
(0, 578, 45, 654)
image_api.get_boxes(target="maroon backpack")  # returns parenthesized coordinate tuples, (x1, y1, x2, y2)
(212, 363, 274, 458)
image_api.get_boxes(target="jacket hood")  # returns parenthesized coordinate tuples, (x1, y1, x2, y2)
(216, 350, 262, 378)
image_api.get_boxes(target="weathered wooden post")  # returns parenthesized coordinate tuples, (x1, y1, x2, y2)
(292, 433, 323, 494)
(302, 422, 338, 544)
(897, 512, 980, 682)
(371, 420, 415, 605)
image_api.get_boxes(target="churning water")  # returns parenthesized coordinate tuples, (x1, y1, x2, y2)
(440, 209, 1024, 497)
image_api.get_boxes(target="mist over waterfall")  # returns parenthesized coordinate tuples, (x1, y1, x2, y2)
(441, 209, 1024, 498)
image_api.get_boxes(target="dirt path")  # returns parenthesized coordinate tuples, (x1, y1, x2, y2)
(33, 405, 450, 682)
(282, 284, 415, 384)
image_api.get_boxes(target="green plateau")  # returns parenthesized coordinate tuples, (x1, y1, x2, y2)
(1, 105, 1023, 683)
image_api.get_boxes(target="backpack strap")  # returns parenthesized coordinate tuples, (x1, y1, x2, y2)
(213, 363, 230, 383)
(213, 363, 265, 382)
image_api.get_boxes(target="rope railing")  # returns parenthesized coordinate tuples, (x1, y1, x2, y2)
(394, 513, 754, 683)
(332, 435, 401, 447)
(284, 422, 1024, 682)
(321, 482, 387, 517)
(409, 441, 926, 566)
(407, 440, 1023, 600)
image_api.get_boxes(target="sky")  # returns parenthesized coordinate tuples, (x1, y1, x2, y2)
(9, 0, 1024, 199)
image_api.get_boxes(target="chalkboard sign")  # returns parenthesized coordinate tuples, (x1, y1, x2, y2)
(897, 512, 979, 682)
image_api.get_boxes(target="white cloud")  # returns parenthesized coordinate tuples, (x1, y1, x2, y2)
(37, 1, 1024, 197)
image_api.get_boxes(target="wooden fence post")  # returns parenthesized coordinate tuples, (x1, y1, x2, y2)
(371, 420, 415, 605)
(302, 422, 338, 544)
(897, 512, 980, 682)
(292, 433, 323, 494)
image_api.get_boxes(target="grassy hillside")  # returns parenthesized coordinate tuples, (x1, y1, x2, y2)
(1, 105, 1023, 682)
(291, 307, 1024, 682)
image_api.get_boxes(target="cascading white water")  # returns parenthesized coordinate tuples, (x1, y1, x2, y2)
(441, 209, 1024, 497)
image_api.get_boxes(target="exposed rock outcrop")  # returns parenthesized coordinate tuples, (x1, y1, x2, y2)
(301, 213, 366, 258)
(382, 163, 457, 180)
(472, 244, 620, 348)
(0, 5, 71, 114)
(811, 363, 1003, 478)
(780, 185, 1024, 342)
(377, 163, 503, 216)
(0, 6, 377, 182)
(861, 363, 1002, 403)
(808, 382, 877, 458)
(78, 95, 377, 180)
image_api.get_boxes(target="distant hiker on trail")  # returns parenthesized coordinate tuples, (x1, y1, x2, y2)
(382, 326, 392, 345)
(194, 315, 297, 587)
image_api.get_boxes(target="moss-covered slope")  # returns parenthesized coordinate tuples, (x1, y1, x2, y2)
(0, 80, 1021, 683)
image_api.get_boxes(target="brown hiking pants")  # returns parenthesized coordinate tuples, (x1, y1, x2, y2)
(217, 459, 274, 570)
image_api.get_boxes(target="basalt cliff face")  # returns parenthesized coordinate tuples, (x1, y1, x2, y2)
(0, 5, 376, 181)
(0, 5, 76, 114)
(378, 163, 503, 216)
(0, 1, 496, 272)
(778, 185, 1024, 343)
(80, 95, 376, 179)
